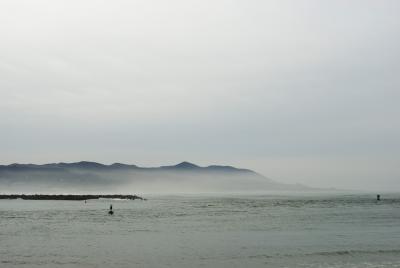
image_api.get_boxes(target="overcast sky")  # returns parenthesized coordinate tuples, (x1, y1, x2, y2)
(1, 0, 399, 190)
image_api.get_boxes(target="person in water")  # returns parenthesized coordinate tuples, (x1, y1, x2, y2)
(108, 204, 114, 215)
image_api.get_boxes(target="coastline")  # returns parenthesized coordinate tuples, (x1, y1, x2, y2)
(0, 194, 145, 201)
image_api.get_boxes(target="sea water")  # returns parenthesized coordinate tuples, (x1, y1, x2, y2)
(1, 193, 400, 267)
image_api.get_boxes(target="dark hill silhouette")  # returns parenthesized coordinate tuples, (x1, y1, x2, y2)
(0, 161, 310, 193)
(161, 161, 200, 170)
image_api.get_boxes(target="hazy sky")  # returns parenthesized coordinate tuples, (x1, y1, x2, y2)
(1, 0, 399, 190)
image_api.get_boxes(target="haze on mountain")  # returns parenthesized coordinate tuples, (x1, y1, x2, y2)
(0, 161, 309, 194)
(1, 1, 399, 192)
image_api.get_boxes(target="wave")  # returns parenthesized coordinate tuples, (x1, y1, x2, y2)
(249, 248, 400, 259)
(307, 248, 400, 257)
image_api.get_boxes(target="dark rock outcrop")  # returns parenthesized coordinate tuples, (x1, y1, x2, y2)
(0, 194, 145, 201)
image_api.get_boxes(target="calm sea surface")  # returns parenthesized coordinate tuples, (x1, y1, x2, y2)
(1, 193, 400, 267)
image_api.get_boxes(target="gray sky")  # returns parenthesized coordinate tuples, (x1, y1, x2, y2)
(1, 0, 399, 190)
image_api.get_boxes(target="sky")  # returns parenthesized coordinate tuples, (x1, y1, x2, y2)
(0, 0, 399, 190)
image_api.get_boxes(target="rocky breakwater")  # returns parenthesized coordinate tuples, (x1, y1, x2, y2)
(0, 194, 146, 201)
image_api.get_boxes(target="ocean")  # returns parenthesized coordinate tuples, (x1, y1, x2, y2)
(1, 193, 400, 267)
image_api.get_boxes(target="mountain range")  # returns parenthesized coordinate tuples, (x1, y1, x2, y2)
(0, 161, 310, 193)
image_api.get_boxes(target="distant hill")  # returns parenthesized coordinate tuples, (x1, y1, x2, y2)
(0, 161, 310, 194)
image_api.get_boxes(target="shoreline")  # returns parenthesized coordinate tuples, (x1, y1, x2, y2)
(0, 194, 145, 201)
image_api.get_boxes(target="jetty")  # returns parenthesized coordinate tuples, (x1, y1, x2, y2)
(0, 194, 145, 201)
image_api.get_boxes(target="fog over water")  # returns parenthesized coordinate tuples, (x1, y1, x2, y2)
(0, 1, 399, 191)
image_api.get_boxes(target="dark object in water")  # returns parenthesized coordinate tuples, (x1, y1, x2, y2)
(109, 204, 114, 215)
(0, 194, 144, 201)
(377, 194, 381, 201)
